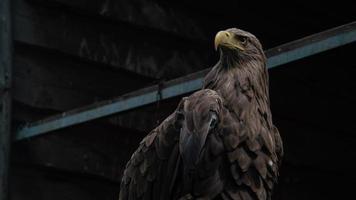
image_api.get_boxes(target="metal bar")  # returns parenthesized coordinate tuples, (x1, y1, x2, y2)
(15, 21, 356, 141)
(266, 22, 356, 67)
(0, 0, 12, 199)
(15, 71, 205, 139)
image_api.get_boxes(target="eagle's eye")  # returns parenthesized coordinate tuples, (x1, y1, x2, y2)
(209, 112, 218, 129)
(238, 36, 247, 45)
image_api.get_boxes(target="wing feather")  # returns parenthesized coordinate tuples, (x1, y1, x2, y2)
(216, 109, 282, 200)
(119, 113, 181, 200)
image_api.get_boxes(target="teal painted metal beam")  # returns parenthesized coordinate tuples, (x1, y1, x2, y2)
(16, 74, 205, 140)
(265, 21, 356, 67)
(15, 21, 356, 141)
(0, 0, 12, 199)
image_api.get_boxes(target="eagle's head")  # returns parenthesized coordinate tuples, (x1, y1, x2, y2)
(214, 28, 265, 66)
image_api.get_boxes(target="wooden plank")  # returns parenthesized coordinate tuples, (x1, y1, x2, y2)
(274, 117, 356, 172)
(0, 0, 12, 199)
(12, 123, 145, 183)
(14, 21, 356, 140)
(270, 42, 356, 135)
(29, 0, 208, 41)
(13, 43, 154, 112)
(10, 163, 120, 200)
(13, 0, 212, 79)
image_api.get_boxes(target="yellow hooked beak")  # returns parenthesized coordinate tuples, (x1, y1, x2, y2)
(214, 30, 245, 51)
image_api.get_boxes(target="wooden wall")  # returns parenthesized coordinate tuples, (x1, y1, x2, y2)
(9, 0, 356, 199)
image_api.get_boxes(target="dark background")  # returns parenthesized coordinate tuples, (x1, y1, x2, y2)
(9, 0, 356, 199)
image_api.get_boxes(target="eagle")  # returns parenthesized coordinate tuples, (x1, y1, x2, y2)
(119, 28, 283, 200)
(203, 28, 283, 199)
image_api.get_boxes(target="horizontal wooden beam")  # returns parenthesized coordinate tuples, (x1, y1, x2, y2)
(12, 123, 145, 183)
(13, 0, 211, 80)
(10, 163, 121, 200)
(13, 43, 154, 112)
(15, 21, 356, 141)
(28, 0, 208, 41)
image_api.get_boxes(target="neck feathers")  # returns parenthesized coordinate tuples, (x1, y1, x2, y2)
(215, 53, 272, 127)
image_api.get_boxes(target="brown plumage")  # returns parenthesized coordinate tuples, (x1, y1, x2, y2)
(119, 28, 283, 200)
(203, 28, 283, 199)
(119, 89, 230, 200)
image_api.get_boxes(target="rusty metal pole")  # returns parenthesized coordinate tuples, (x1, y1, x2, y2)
(0, 0, 12, 199)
